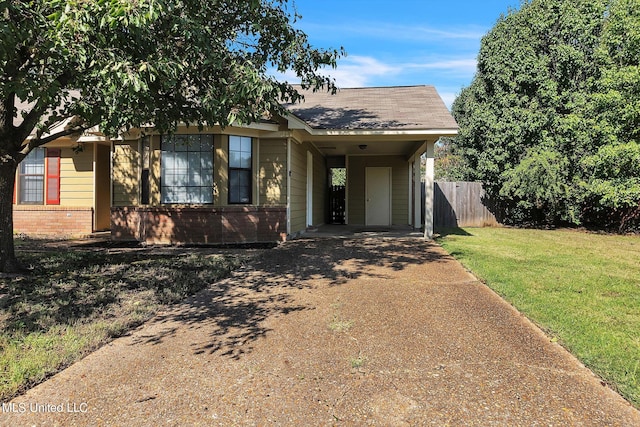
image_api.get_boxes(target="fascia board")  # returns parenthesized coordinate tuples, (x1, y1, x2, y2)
(310, 128, 459, 137)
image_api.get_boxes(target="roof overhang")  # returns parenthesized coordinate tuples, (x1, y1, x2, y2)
(282, 112, 457, 157)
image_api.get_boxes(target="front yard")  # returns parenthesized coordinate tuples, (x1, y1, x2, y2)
(0, 239, 256, 401)
(437, 227, 640, 408)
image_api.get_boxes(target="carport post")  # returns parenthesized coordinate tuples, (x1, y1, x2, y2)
(424, 142, 435, 240)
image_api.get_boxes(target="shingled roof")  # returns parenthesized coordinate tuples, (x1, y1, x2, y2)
(284, 85, 457, 131)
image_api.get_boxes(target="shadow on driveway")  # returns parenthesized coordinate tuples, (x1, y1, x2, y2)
(131, 237, 452, 360)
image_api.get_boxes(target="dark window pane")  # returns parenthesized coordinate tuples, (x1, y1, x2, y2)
(141, 169, 150, 204)
(228, 136, 252, 204)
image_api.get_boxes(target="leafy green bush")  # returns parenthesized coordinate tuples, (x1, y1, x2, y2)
(581, 142, 640, 230)
(452, 0, 640, 231)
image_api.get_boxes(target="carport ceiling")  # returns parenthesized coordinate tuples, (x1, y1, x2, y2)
(313, 139, 426, 157)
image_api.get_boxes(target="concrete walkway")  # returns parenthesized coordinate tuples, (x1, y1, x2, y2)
(3, 237, 639, 426)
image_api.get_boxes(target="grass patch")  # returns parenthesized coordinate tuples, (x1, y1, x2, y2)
(349, 354, 367, 369)
(328, 316, 354, 333)
(436, 227, 640, 408)
(0, 240, 251, 401)
(328, 299, 354, 333)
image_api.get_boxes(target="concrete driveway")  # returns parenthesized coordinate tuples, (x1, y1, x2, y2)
(4, 236, 639, 426)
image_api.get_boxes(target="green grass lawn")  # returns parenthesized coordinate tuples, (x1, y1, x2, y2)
(0, 240, 252, 401)
(437, 227, 640, 408)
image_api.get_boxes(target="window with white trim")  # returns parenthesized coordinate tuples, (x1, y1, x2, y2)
(161, 134, 214, 204)
(19, 147, 46, 204)
(228, 135, 252, 204)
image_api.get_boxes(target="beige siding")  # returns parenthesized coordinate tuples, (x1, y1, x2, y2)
(259, 139, 287, 206)
(347, 155, 409, 225)
(289, 140, 325, 233)
(148, 135, 161, 206)
(289, 140, 307, 233)
(391, 160, 409, 224)
(215, 134, 229, 206)
(347, 157, 365, 224)
(313, 149, 326, 225)
(113, 141, 140, 206)
(94, 144, 111, 230)
(59, 146, 94, 207)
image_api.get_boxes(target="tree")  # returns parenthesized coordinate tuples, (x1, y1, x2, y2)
(0, 0, 342, 272)
(434, 137, 470, 181)
(580, 0, 640, 229)
(452, 0, 640, 229)
(580, 142, 640, 230)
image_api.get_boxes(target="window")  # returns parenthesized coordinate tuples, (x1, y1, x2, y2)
(19, 148, 46, 204)
(228, 136, 252, 204)
(161, 134, 214, 204)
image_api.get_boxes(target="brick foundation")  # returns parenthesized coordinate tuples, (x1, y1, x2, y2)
(13, 206, 94, 236)
(111, 206, 287, 244)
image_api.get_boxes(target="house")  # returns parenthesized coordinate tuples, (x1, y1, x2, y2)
(14, 85, 457, 242)
(12, 118, 111, 237)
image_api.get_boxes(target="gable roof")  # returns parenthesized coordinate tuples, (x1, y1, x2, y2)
(284, 85, 457, 131)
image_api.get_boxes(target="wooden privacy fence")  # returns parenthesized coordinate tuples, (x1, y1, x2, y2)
(428, 181, 499, 228)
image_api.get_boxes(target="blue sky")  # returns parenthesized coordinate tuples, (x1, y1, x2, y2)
(280, 0, 521, 108)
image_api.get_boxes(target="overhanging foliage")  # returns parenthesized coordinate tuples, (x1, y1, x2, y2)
(0, 0, 343, 272)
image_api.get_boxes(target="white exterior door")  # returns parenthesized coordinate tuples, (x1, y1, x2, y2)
(365, 167, 392, 226)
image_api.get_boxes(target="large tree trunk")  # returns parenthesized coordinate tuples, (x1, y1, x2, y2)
(0, 154, 25, 273)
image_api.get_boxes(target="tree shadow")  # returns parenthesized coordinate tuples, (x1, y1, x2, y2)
(4, 236, 456, 362)
(131, 237, 454, 359)
(286, 105, 418, 129)
(0, 245, 245, 335)
(435, 227, 474, 238)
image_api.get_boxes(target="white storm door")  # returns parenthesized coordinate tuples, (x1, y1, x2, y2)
(365, 167, 391, 226)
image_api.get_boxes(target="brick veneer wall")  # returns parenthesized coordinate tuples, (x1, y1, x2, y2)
(111, 206, 287, 244)
(13, 206, 94, 236)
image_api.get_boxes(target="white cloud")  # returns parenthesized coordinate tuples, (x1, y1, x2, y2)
(269, 55, 475, 108)
(269, 55, 401, 88)
(326, 56, 401, 88)
(325, 56, 477, 88)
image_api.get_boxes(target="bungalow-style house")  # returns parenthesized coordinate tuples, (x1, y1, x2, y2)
(110, 85, 457, 243)
(13, 85, 457, 242)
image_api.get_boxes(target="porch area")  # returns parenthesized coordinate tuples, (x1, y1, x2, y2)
(301, 224, 424, 239)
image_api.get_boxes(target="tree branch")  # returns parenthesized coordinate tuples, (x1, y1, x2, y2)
(0, 94, 16, 132)
(21, 123, 92, 155)
(14, 72, 75, 142)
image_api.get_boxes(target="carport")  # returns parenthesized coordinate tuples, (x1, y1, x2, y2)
(284, 85, 458, 238)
